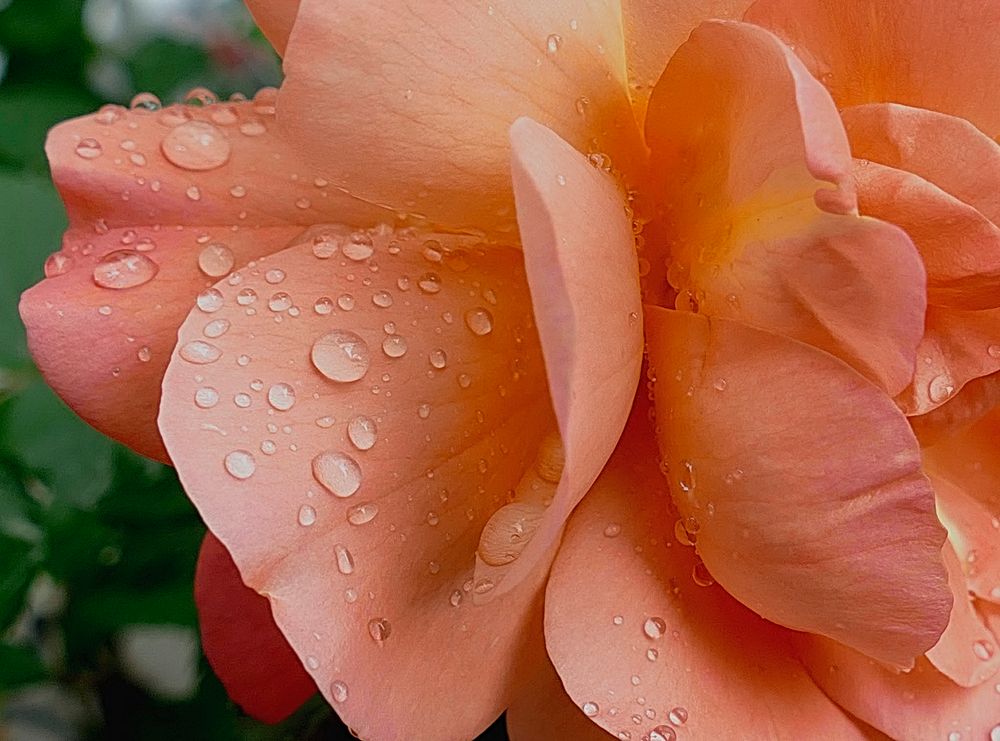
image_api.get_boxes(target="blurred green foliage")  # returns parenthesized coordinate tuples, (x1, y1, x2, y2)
(0, 1, 511, 738)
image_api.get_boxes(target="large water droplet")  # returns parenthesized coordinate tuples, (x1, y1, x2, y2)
(267, 382, 296, 411)
(203, 318, 230, 338)
(44, 253, 74, 277)
(194, 387, 219, 409)
(92, 250, 159, 289)
(649, 726, 677, 741)
(180, 340, 222, 364)
(196, 288, 224, 313)
(312, 451, 363, 498)
(667, 707, 688, 726)
(428, 349, 447, 369)
(311, 330, 371, 382)
(224, 450, 256, 479)
(464, 307, 494, 336)
(382, 335, 408, 358)
(342, 233, 374, 261)
(347, 415, 378, 451)
(161, 121, 231, 171)
(198, 243, 235, 277)
(346, 502, 379, 526)
(928, 374, 955, 403)
(643, 616, 666, 640)
(334, 544, 355, 574)
(477, 502, 544, 566)
(367, 617, 391, 643)
(298, 505, 317, 527)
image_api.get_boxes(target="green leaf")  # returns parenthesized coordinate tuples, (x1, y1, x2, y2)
(0, 642, 48, 689)
(0, 83, 97, 172)
(0, 534, 39, 630)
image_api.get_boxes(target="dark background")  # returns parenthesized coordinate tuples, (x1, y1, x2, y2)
(0, 1, 509, 738)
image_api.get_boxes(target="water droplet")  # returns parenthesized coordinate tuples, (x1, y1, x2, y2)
(989, 344, 1000, 359)
(330, 680, 349, 703)
(230, 185, 247, 198)
(195, 387, 219, 409)
(418, 272, 442, 294)
(536, 432, 565, 483)
(478, 502, 544, 566)
(556, 174, 567, 186)
(92, 250, 159, 289)
(458, 373, 472, 389)
(342, 233, 374, 261)
(464, 307, 494, 336)
(347, 415, 378, 451)
(372, 290, 394, 308)
(161, 121, 231, 171)
(44, 253, 74, 277)
(268, 292, 292, 312)
(334, 544, 355, 574)
(603, 523, 621, 538)
(203, 318, 230, 338)
(346, 502, 379, 526)
(312, 451, 362, 498)
(574, 96, 590, 116)
(137, 346, 151, 362)
(233, 392, 252, 408)
(667, 706, 688, 726)
(131, 92, 162, 111)
(224, 450, 256, 479)
(314, 297, 334, 315)
(449, 590, 463, 607)
(75, 138, 103, 159)
(546, 33, 562, 53)
(267, 383, 296, 411)
(692, 560, 715, 587)
(98, 305, 112, 316)
(237, 288, 258, 305)
(974, 639, 995, 661)
(990, 725, 1000, 741)
(417, 403, 431, 419)
(928, 374, 955, 403)
(643, 616, 666, 640)
(428, 349, 447, 369)
(239, 120, 267, 137)
(646, 647, 658, 661)
(298, 505, 317, 526)
(713, 378, 728, 392)
(312, 234, 340, 259)
(367, 617, 391, 643)
(265, 268, 286, 284)
(382, 335, 409, 358)
(311, 330, 371, 382)
(186, 186, 202, 201)
(473, 578, 495, 595)
(649, 726, 677, 741)
(581, 701, 599, 717)
(95, 104, 125, 124)
(198, 243, 235, 277)
(337, 294, 356, 311)
(180, 340, 222, 364)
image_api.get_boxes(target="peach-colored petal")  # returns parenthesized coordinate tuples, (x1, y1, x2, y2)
(912, 372, 1000, 446)
(195, 533, 315, 722)
(798, 644, 1000, 740)
(22, 99, 389, 459)
(277, 0, 643, 234)
(898, 307, 1000, 416)
(544, 407, 869, 740)
(479, 118, 643, 597)
(645, 306, 951, 668)
(851, 159, 1000, 310)
(925, 541, 1000, 687)
(159, 227, 557, 740)
(243, 0, 300, 55)
(843, 103, 1000, 227)
(619, 0, 755, 124)
(923, 407, 1000, 520)
(645, 21, 924, 395)
(746, 0, 1000, 138)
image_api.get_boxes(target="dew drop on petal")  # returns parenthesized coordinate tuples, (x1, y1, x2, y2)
(382, 335, 408, 358)
(334, 544, 355, 575)
(161, 121, 231, 171)
(347, 415, 378, 451)
(337, 294, 356, 311)
(180, 340, 222, 364)
(667, 707, 688, 726)
(428, 349, 447, 369)
(372, 290, 394, 308)
(268, 292, 292, 312)
(298, 505, 317, 527)
(203, 318, 231, 338)
(195, 387, 219, 409)
(477, 502, 544, 566)
(643, 616, 666, 640)
(464, 307, 494, 336)
(330, 680, 349, 703)
(928, 374, 955, 403)
(198, 243, 235, 277)
(92, 250, 159, 289)
(265, 268, 286, 284)
(313, 297, 334, 315)
(75, 138, 103, 159)
(342, 233, 374, 261)
(974, 639, 995, 661)
(581, 702, 599, 717)
(649, 726, 677, 741)
(224, 450, 256, 480)
(989, 344, 1000, 359)
(367, 617, 391, 643)
(44, 253, 74, 277)
(312, 451, 363, 498)
(236, 288, 258, 305)
(311, 330, 371, 382)
(312, 234, 340, 259)
(267, 382, 296, 411)
(346, 502, 379, 526)
(418, 272, 442, 294)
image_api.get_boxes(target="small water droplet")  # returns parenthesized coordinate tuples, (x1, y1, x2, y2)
(546, 33, 562, 53)
(298, 504, 317, 526)
(265, 268, 286, 284)
(667, 706, 688, 726)
(417, 403, 431, 419)
(137, 346, 151, 362)
(556, 174, 567, 186)
(581, 701, 599, 717)
(75, 138, 103, 159)
(372, 290, 394, 308)
(646, 647, 658, 661)
(195, 387, 219, 409)
(312, 330, 371, 382)
(643, 616, 666, 640)
(186, 186, 202, 201)
(478, 502, 544, 566)
(382, 335, 409, 358)
(368, 617, 391, 643)
(649, 726, 676, 741)
(928, 374, 955, 403)
(458, 373, 473, 389)
(334, 544, 355, 574)
(198, 243, 235, 277)
(203, 318, 230, 338)
(239, 120, 267, 137)
(343, 233, 374, 261)
(974, 639, 995, 661)
(267, 382, 296, 411)
(990, 725, 1000, 741)
(418, 272, 442, 294)
(180, 340, 222, 364)
(449, 590, 463, 607)
(428, 349, 447, 369)
(313, 297, 334, 315)
(161, 121, 231, 171)
(603, 523, 621, 538)
(330, 680, 349, 703)
(464, 307, 494, 336)
(268, 292, 292, 312)
(346, 502, 379, 526)
(692, 560, 715, 587)
(347, 415, 378, 451)
(44, 253, 74, 277)
(988, 344, 1000, 359)
(224, 450, 256, 479)
(312, 451, 363, 498)
(233, 392, 252, 408)
(337, 294, 356, 311)
(92, 250, 159, 289)
(236, 288, 258, 306)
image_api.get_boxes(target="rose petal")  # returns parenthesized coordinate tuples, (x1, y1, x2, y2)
(195, 533, 315, 722)
(620, 0, 755, 124)
(277, 0, 643, 234)
(244, 0, 300, 55)
(544, 406, 870, 740)
(159, 227, 558, 739)
(922, 407, 1000, 520)
(925, 540, 1000, 687)
(645, 306, 952, 668)
(912, 372, 1000, 446)
(798, 643, 1000, 740)
(645, 20, 924, 395)
(842, 103, 1000, 227)
(851, 159, 1000, 310)
(476, 118, 642, 598)
(21, 100, 389, 459)
(746, 0, 1000, 138)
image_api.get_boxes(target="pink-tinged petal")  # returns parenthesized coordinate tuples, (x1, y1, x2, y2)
(506, 627, 611, 741)
(851, 160, 1000, 310)
(645, 21, 924, 395)
(912, 372, 1000, 446)
(243, 0, 300, 55)
(277, 0, 643, 234)
(746, 0, 1000, 138)
(22, 100, 389, 459)
(619, 0, 755, 123)
(159, 227, 557, 740)
(478, 118, 642, 597)
(922, 407, 1000, 520)
(843, 103, 1000, 227)
(645, 306, 951, 668)
(544, 408, 869, 740)
(798, 644, 1000, 740)
(20, 225, 301, 461)
(925, 541, 1000, 687)
(195, 533, 315, 723)
(898, 307, 1000, 416)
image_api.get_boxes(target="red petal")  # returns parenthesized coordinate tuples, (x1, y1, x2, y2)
(195, 533, 315, 723)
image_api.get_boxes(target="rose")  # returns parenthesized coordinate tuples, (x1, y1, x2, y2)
(18, 1, 1000, 739)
